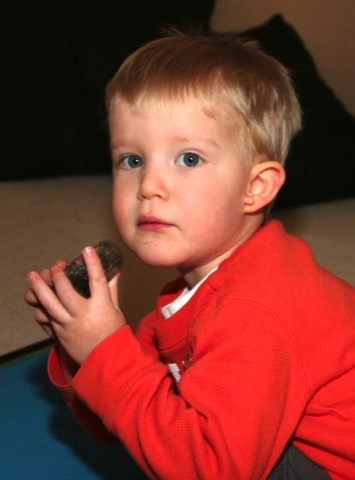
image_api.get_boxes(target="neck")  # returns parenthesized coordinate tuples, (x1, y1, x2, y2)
(179, 214, 264, 288)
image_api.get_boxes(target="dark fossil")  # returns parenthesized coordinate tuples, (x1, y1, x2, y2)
(64, 240, 123, 298)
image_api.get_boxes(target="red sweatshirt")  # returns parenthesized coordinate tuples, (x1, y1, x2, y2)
(48, 220, 355, 479)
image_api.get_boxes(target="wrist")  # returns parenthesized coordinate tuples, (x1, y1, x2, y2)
(59, 346, 80, 382)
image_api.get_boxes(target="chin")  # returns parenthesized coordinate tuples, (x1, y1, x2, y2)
(125, 236, 186, 267)
(134, 249, 179, 268)
(140, 256, 177, 268)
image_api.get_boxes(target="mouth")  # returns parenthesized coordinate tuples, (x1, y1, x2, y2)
(137, 215, 174, 232)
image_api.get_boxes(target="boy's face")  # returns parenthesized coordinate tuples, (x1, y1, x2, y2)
(109, 96, 257, 285)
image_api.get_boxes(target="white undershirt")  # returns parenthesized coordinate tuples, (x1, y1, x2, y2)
(161, 267, 218, 320)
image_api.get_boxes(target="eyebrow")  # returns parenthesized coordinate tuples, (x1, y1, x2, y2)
(110, 138, 135, 151)
(111, 135, 220, 151)
(171, 135, 220, 149)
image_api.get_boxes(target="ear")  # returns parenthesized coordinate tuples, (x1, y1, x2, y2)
(244, 160, 286, 213)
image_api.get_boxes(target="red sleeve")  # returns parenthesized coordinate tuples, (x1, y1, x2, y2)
(47, 313, 160, 444)
(47, 346, 118, 444)
(135, 311, 160, 359)
(71, 307, 309, 479)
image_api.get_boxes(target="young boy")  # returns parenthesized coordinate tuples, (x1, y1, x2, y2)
(26, 34, 355, 479)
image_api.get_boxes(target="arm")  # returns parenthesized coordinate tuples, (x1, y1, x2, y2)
(26, 247, 126, 442)
(27, 252, 308, 478)
(71, 301, 309, 479)
(27, 246, 161, 444)
(47, 345, 118, 444)
(46, 311, 161, 443)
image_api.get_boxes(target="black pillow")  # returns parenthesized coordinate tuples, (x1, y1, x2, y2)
(238, 15, 355, 208)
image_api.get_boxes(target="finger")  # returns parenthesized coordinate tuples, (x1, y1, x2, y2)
(82, 246, 112, 300)
(27, 270, 70, 323)
(25, 287, 40, 307)
(26, 262, 63, 307)
(54, 259, 68, 269)
(38, 321, 56, 339)
(41, 260, 67, 286)
(33, 304, 51, 323)
(25, 267, 52, 307)
(39, 268, 53, 286)
(50, 264, 84, 312)
(34, 307, 57, 339)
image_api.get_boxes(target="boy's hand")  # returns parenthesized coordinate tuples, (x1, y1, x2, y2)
(25, 260, 67, 340)
(26, 247, 126, 366)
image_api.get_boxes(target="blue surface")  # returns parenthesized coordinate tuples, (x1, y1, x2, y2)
(0, 350, 146, 479)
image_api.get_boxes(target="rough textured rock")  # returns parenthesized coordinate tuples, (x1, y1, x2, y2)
(64, 240, 123, 298)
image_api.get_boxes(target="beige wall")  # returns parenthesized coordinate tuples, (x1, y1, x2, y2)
(211, 0, 355, 116)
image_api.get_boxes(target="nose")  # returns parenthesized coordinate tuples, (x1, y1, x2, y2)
(137, 165, 168, 200)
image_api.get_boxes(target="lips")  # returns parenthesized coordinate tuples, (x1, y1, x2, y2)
(137, 215, 173, 231)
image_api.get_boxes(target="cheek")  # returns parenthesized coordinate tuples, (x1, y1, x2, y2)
(197, 177, 243, 215)
(192, 187, 245, 236)
(112, 187, 130, 232)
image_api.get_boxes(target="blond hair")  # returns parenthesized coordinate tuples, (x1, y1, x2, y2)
(106, 33, 302, 164)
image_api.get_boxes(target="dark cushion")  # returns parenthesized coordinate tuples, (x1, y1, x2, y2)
(0, 0, 214, 180)
(237, 14, 355, 208)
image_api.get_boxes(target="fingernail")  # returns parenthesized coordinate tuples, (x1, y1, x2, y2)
(51, 265, 61, 276)
(54, 260, 66, 268)
(27, 271, 38, 282)
(84, 246, 94, 256)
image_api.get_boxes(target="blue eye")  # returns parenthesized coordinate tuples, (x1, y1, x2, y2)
(121, 155, 143, 169)
(177, 152, 202, 168)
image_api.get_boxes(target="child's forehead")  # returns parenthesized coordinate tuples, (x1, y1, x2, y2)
(111, 90, 241, 123)
(109, 95, 253, 161)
